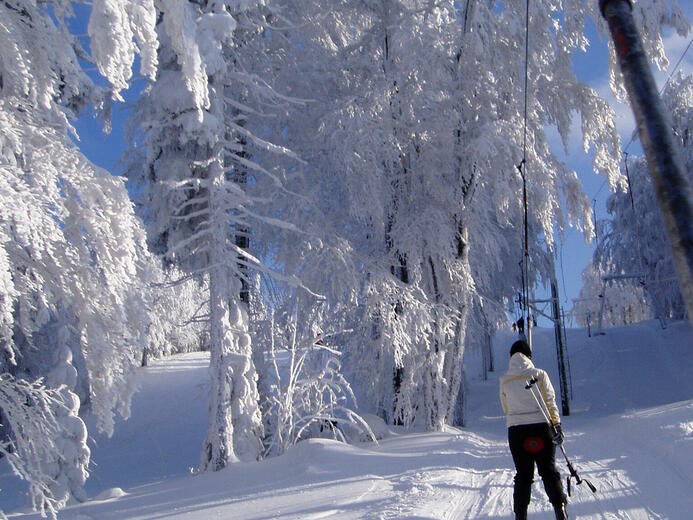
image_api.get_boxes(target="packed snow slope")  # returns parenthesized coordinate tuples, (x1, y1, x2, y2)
(3, 319, 693, 519)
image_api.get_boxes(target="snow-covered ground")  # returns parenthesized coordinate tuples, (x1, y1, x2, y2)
(2, 320, 693, 519)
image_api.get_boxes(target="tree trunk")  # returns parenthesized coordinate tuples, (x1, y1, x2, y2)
(230, 131, 250, 308)
(201, 257, 236, 471)
(423, 256, 447, 431)
(445, 223, 471, 427)
(381, 15, 414, 426)
(227, 287, 263, 461)
(200, 148, 263, 470)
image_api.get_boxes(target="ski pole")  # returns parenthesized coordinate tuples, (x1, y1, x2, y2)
(525, 378, 597, 496)
(525, 377, 552, 425)
(559, 444, 597, 495)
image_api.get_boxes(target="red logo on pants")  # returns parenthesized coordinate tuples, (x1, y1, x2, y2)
(523, 436, 545, 454)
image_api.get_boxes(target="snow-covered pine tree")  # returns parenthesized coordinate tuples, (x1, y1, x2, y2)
(126, 0, 309, 469)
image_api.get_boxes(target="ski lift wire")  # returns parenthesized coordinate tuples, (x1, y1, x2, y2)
(591, 178, 608, 203)
(559, 242, 568, 304)
(661, 36, 693, 93)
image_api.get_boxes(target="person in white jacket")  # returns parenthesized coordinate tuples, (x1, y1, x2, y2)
(500, 340, 568, 520)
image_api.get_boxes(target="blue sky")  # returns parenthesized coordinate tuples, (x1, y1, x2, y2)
(67, 3, 145, 175)
(70, 4, 693, 326)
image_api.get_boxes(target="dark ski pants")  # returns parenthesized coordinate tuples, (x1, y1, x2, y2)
(508, 423, 567, 515)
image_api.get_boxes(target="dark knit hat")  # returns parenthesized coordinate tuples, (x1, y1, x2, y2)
(510, 339, 531, 359)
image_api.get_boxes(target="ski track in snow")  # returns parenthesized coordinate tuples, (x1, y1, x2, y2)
(3, 322, 693, 519)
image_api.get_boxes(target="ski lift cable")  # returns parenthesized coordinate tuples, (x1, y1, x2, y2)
(521, 0, 530, 162)
(559, 242, 568, 304)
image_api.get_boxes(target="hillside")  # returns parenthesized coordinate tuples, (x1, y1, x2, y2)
(2, 320, 693, 519)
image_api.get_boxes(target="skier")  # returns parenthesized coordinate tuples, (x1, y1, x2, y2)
(516, 316, 525, 335)
(500, 340, 568, 520)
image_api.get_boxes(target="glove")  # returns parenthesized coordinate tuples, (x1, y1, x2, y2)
(551, 423, 564, 446)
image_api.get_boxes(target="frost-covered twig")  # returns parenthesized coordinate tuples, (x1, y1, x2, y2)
(263, 308, 376, 457)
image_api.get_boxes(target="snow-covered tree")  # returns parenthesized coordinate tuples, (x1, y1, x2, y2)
(1, 100, 152, 431)
(257, 0, 479, 429)
(251, 0, 688, 431)
(262, 308, 375, 457)
(0, 100, 154, 510)
(595, 73, 693, 321)
(572, 263, 650, 329)
(0, 374, 66, 518)
(1, 0, 159, 510)
(143, 265, 209, 365)
(43, 344, 90, 506)
(126, 1, 311, 469)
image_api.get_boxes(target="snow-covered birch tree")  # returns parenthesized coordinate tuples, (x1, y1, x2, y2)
(1, 0, 160, 511)
(251, 0, 689, 431)
(595, 73, 693, 321)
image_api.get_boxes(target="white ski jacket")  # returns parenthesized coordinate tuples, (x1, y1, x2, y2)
(500, 353, 560, 428)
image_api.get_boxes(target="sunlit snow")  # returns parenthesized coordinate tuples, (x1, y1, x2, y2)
(3, 320, 693, 519)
